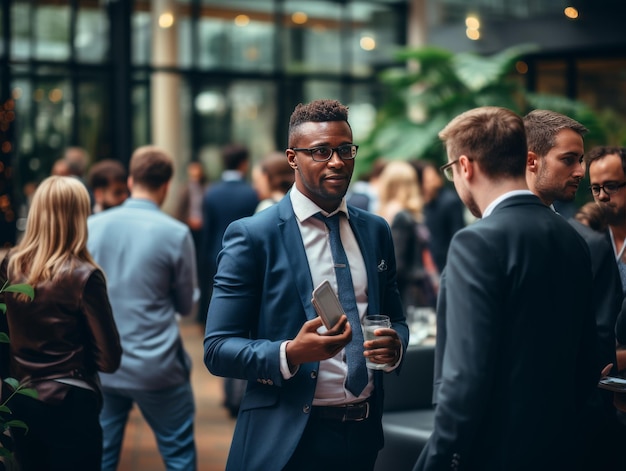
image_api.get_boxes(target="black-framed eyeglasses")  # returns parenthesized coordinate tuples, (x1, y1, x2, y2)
(440, 158, 463, 181)
(589, 181, 626, 196)
(290, 145, 358, 162)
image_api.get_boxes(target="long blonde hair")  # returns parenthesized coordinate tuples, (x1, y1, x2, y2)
(377, 160, 424, 223)
(8, 176, 97, 286)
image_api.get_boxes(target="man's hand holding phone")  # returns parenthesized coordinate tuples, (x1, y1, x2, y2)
(286, 316, 351, 369)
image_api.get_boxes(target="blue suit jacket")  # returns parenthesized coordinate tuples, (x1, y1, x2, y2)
(88, 198, 198, 390)
(204, 195, 408, 471)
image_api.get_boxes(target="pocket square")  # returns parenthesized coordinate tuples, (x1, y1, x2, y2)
(377, 260, 388, 272)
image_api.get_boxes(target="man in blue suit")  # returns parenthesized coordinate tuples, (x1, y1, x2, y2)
(414, 107, 598, 471)
(204, 99, 408, 471)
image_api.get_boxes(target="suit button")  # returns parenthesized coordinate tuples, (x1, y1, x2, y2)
(310, 370, 317, 379)
(303, 404, 311, 414)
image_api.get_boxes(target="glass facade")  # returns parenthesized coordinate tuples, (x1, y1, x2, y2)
(1, 0, 625, 245)
(1, 0, 404, 205)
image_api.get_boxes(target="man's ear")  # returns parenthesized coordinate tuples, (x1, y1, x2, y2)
(459, 155, 473, 179)
(527, 151, 539, 173)
(127, 176, 133, 190)
(286, 149, 297, 170)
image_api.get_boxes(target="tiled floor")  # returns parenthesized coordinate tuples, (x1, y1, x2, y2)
(117, 318, 235, 471)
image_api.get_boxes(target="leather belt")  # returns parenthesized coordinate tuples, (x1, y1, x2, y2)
(311, 401, 370, 422)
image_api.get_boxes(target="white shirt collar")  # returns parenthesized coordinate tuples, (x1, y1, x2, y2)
(482, 189, 534, 218)
(289, 185, 349, 222)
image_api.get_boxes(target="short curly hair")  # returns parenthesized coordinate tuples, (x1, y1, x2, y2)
(288, 99, 350, 146)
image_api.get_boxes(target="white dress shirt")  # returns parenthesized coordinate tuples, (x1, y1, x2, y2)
(280, 186, 374, 405)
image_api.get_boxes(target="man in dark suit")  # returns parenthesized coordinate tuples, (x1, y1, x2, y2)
(199, 144, 258, 323)
(412, 159, 466, 272)
(414, 107, 598, 471)
(524, 111, 625, 469)
(200, 144, 259, 416)
(204, 99, 408, 471)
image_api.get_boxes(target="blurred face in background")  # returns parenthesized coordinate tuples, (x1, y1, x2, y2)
(421, 165, 443, 203)
(588, 153, 626, 227)
(95, 181, 128, 211)
(252, 164, 271, 201)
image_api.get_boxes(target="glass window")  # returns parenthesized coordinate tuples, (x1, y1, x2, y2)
(78, 78, 111, 160)
(194, 80, 277, 178)
(76, 5, 109, 63)
(178, 14, 193, 68)
(577, 59, 626, 120)
(132, 79, 151, 149)
(34, 5, 71, 61)
(283, 1, 346, 75)
(12, 76, 72, 182)
(197, 5, 276, 71)
(535, 61, 567, 96)
(11, 2, 32, 60)
(304, 80, 342, 103)
(132, 9, 151, 65)
(348, 2, 403, 77)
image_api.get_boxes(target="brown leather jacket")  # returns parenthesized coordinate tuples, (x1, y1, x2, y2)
(0, 254, 122, 405)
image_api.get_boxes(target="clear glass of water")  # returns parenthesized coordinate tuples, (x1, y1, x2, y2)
(363, 314, 392, 370)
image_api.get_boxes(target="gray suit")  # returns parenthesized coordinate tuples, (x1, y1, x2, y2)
(415, 194, 598, 471)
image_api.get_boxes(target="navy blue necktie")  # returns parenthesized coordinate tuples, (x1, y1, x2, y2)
(316, 212, 368, 396)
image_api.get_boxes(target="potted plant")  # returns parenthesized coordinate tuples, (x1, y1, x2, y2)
(0, 282, 36, 470)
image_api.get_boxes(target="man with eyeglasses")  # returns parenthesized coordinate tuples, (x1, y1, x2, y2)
(586, 147, 626, 291)
(204, 99, 408, 471)
(524, 113, 625, 470)
(414, 106, 598, 471)
(587, 147, 626, 383)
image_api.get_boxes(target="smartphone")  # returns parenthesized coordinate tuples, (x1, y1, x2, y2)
(598, 376, 626, 392)
(311, 280, 344, 330)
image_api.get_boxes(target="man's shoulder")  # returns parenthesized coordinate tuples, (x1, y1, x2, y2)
(205, 179, 256, 197)
(88, 206, 125, 227)
(89, 204, 188, 234)
(569, 218, 612, 253)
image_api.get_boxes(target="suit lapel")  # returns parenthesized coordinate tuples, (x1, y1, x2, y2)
(348, 208, 380, 316)
(277, 198, 317, 321)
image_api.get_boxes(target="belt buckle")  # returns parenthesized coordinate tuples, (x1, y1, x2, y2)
(342, 401, 369, 422)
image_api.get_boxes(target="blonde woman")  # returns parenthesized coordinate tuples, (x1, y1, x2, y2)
(0, 176, 121, 471)
(377, 160, 438, 310)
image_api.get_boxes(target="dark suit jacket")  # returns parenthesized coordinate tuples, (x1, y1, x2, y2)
(203, 195, 409, 471)
(569, 219, 621, 372)
(201, 177, 259, 283)
(423, 187, 465, 272)
(415, 194, 598, 471)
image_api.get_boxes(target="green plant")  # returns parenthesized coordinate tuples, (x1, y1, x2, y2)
(0, 282, 36, 467)
(354, 44, 617, 179)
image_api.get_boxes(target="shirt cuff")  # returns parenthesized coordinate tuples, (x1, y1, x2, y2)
(280, 340, 299, 379)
